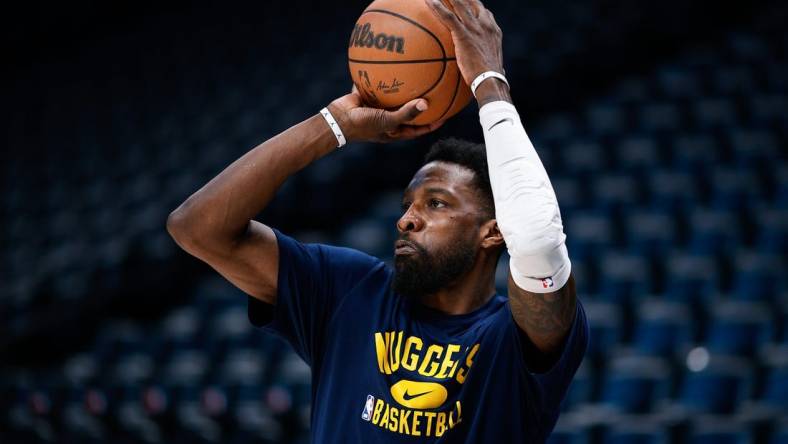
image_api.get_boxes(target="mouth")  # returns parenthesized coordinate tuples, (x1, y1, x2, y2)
(394, 240, 419, 256)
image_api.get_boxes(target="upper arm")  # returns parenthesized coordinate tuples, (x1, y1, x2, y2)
(170, 217, 280, 304)
(508, 272, 577, 360)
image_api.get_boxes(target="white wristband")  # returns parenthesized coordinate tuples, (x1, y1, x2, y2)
(319, 107, 347, 148)
(470, 71, 509, 98)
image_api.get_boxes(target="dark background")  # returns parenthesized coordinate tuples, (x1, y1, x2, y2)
(1, 0, 786, 443)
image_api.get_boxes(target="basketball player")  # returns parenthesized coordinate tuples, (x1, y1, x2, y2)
(167, 0, 587, 442)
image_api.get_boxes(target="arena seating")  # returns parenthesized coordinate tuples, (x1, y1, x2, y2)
(2, 0, 786, 442)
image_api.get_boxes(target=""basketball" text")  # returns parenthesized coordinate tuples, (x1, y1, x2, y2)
(349, 23, 405, 54)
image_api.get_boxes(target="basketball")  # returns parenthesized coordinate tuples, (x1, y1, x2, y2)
(348, 0, 472, 125)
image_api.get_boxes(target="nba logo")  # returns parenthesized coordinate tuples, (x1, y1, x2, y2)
(361, 395, 375, 421)
(542, 277, 554, 289)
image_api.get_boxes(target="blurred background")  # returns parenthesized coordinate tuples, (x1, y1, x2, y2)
(1, 0, 786, 442)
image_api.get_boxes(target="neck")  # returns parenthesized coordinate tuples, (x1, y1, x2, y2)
(418, 250, 499, 315)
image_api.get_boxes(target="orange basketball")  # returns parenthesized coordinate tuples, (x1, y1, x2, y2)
(348, 0, 471, 126)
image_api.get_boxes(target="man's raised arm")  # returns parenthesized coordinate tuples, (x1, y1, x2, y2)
(166, 90, 443, 304)
(428, 0, 576, 362)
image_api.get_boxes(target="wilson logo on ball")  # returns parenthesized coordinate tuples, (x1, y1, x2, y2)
(349, 23, 405, 54)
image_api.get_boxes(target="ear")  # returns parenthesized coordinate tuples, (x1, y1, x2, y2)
(479, 219, 505, 250)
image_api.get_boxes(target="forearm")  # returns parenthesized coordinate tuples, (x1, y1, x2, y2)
(168, 113, 336, 249)
(478, 90, 575, 353)
(479, 98, 571, 293)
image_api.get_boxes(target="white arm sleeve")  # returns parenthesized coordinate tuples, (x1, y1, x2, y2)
(479, 100, 571, 293)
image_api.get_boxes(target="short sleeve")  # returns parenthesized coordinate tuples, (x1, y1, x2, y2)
(247, 228, 384, 366)
(514, 298, 589, 436)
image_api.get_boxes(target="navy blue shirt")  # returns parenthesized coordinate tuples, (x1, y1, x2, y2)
(248, 229, 588, 443)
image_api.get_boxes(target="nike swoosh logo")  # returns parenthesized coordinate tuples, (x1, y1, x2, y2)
(488, 117, 514, 131)
(402, 389, 433, 401)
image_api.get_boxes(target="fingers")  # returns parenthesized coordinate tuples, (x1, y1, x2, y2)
(446, 0, 475, 23)
(425, 0, 462, 31)
(384, 98, 429, 129)
(385, 118, 447, 141)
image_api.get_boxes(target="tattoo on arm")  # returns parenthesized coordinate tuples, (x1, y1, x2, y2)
(508, 273, 577, 354)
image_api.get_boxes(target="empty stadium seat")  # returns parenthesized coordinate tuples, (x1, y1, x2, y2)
(705, 301, 774, 356)
(673, 353, 753, 414)
(730, 251, 786, 300)
(561, 361, 592, 411)
(687, 208, 741, 255)
(632, 299, 694, 357)
(689, 417, 751, 444)
(624, 210, 676, 256)
(664, 252, 719, 302)
(598, 252, 653, 302)
(647, 170, 699, 211)
(599, 355, 671, 413)
(604, 418, 669, 444)
(592, 175, 641, 211)
(583, 301, 623, 359)
(565, 210, 614, 261)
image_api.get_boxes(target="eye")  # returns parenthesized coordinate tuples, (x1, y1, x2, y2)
(429, 199, 446, 208)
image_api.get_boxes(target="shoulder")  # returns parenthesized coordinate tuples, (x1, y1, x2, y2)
(273, 227, 391, 286)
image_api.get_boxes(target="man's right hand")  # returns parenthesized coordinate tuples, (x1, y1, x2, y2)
(328, 87, 446, 143)
(425, 0, 511, 107)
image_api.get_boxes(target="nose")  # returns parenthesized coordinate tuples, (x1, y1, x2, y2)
(396, 205, 424, 234)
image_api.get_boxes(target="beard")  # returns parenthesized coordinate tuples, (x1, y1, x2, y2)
(392, 236, 477, 298)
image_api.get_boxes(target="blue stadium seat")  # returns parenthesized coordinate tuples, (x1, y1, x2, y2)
(561, 361, 592, 411)
(774, 165, 788, 209)
(624, 210, 676, 256)
(598, 252, 653, 302)
(161, 350, 210, 387)
(92, 321, 148, 366)
(599, 355, 671, 413)
(592, 175, 641, 211)
(639, 103, 681, 132)
(194, 277, 243, 317)
(674, 354, 753, 414)
(340, 218, 392, 258)
(159, 307, 202, 351)
(109, 352, 155, 386)
(687, 208, 741, 255)
(693, 98, 738, 128)
(230, 383, 285, 442)
(709, 167, 761, 210)
(547, 419, 590, 444)
(584, 301, 623, 359)
(749, 94, 788, 125)
(755, 344, 788, 412)
(705, 301, 773, 356)
(586, 103, 624, 134)
(771, 419, 788, 444)
(728, 129, 780, 167)
(561, 141, 607, 174)
(272, 351, 312, 411)
(689, 417, 751, 444)
(553, 177, 586, 213)
(754, 208, 788, 254)
(616, 136, 660, 172)
(664, 253, 719, 302)
(565, 210, 613, 261)
(672, 133, 719, 172)
(632, 299, 693, 357)
(656, 66, 701, 98)
(713, 65, 756, 95)
(647, 169, 699, 211)
(604, 419, 669, 444)
(218, 349, 267, 386)
(730, 251, 785, 301)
